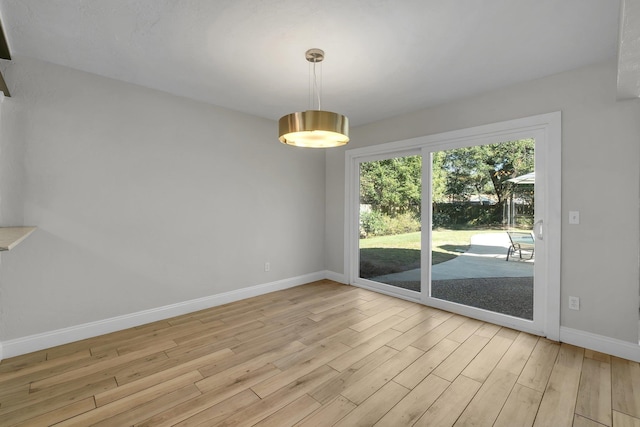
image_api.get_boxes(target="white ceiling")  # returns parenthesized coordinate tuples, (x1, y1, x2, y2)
(0, 0, 623, 126)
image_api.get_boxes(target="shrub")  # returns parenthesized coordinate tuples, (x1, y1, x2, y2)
(361, 211, 421, 237)
(382, 212, 421, 235)
(433, 203, 504, 227)
(432, 211, 451, 228)
(360, 210, 386, 237)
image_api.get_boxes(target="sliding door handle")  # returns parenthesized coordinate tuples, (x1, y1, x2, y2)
(534, 219, 543, 241)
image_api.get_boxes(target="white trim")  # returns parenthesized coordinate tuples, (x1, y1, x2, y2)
(543, 113, 562, 341)
(0, 271, 328, 360)
(426, 297, 543, 337)
(345, 112, 561, 158)
(354, 278, 422, 303)
(345, 112, 562, 340)
(560, 326, 640, 363)
(325, 270, 348, 284)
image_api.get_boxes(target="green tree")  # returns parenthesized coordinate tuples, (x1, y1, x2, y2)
(432, 139, 534, 204)
(360, 155, 421, 217)
(482, 139, 534, 203)
(359, 140, 533, 226)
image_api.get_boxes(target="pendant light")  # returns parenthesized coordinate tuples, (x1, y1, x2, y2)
(279, 48, 349, 148)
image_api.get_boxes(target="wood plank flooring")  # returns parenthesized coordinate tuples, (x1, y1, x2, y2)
(1, 280, 639, 426)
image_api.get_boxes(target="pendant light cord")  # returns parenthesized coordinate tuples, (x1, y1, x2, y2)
(313, 60, 321, 110)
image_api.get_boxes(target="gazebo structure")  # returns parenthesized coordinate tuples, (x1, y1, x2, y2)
(505, 172, 535, 228)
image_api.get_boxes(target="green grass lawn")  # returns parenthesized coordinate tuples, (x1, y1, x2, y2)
(359, 228, 503, 278)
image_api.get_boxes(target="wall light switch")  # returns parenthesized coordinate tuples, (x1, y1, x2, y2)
(569, 211, 580, 224)
(569, 296, 580, 310)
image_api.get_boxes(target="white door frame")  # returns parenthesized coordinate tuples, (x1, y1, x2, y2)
(345, 112, 561, 340)
(347, 149, 424, 303)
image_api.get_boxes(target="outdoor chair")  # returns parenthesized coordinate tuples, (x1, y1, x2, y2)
(506, 231, 535, 261)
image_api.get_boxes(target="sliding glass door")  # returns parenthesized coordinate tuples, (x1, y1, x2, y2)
(347, 113, 561, 337)
(426, 140, 537, 323)
(356, 152, 422, 300)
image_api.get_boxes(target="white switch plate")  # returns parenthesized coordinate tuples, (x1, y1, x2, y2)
(569, 296, 580, 310)
(569, 211, 580, 224)
(264, 262, 270, 272)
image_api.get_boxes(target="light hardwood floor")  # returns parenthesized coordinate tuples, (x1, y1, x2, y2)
(1, 280, 639, 426)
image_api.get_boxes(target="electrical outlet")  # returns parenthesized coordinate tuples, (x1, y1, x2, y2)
(264, 262, 270, 272)
(569, 296, 580, 310)
(569, 211, 580, 224)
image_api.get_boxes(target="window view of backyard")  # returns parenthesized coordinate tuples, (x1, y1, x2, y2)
(359, 139, 535, 320)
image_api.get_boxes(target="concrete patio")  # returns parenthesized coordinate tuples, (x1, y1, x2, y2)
(371, 232, 534, 283)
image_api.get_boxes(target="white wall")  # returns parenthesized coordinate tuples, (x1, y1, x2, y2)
(0, 56, 326, 341)
(326, 61, 640, 344)
(2, 56, 638, 354)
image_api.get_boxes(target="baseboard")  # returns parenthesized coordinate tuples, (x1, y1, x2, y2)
(324, 270, 347, 284)
(0, 271, 329, 360)
(560, 326, 640, 363)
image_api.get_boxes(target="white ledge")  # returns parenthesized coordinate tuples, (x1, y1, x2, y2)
(0, 227, 37, 251)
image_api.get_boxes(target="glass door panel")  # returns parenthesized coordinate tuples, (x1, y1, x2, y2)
(429, 139, 535, 320)
(358, 155, 422, 293)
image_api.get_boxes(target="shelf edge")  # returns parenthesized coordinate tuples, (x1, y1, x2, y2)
(0, 227, 37, 251)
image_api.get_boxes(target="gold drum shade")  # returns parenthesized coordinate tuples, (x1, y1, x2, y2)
(279, 110, 349, 148)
